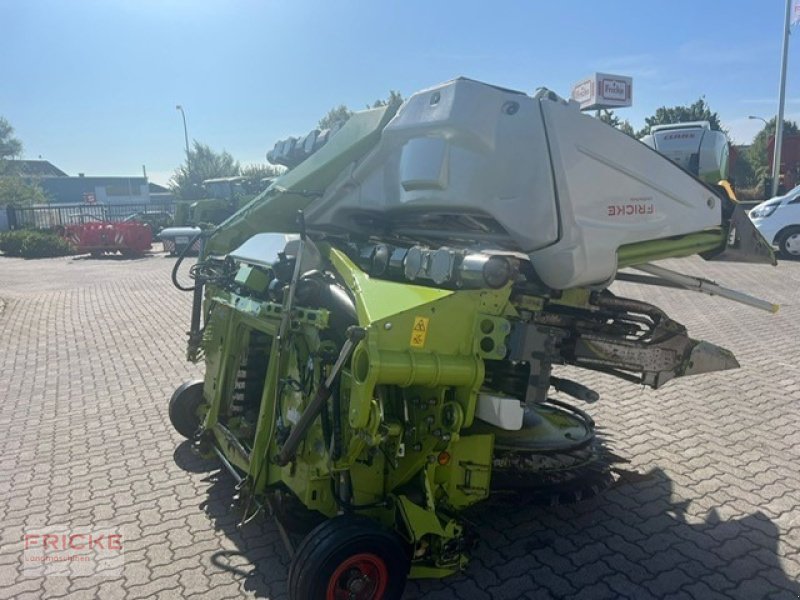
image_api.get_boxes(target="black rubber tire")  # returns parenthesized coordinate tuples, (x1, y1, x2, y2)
(288, 515, 410, 600)
(778, 226, 800, 260)
(168, 380, 205, 439)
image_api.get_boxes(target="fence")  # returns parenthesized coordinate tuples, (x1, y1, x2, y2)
(5, 202, 176, 231)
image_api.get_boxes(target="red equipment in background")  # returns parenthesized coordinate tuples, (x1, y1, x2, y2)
(62, 221, 152, 256)
(768, 134, 800, 192)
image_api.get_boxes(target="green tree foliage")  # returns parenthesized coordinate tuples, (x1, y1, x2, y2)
(368, 90, 404, 109)
(170, 141, 240, 200)
(317, 91, 405, 130)
(239, 163, 285, 197)
(0, 230, 74, 258)
(747, 117, 800, 183)
(0, 116, 50, 206)
(0, 176, 49, 206)
(317, 105, 353, 130)
(241, 163, 284, 180)
(731, 147, 756, 188)
(0, 117, 23, 167)
(598, 109, 635, 136)
(637, 97, 725, 137)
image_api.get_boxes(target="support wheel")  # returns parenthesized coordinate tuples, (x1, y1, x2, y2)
(168, 380, 205, 438)
(778, 226, 800, 260)
(288, 515, 409, 600)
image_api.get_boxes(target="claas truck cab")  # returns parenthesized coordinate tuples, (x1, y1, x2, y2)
(640, 121, 737, 201)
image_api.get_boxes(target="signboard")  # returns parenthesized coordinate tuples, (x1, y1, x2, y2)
(83, 192, 97, 205)
(571, 72, 633, 111)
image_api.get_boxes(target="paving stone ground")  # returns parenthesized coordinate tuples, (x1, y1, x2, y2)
(0, 249, 798, 599)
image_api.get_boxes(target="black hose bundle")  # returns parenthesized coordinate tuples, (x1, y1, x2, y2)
(171, 230, 206, 292)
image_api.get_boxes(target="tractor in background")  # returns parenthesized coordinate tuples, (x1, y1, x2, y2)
(160, 176, 274, 255)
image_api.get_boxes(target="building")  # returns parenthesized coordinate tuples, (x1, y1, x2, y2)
(36, 175, 150, 205)
(8, 159, 67, 177)
(149, 181, 175, 204)
(5, 159, 152, 205)
(1, 160, 179, 231)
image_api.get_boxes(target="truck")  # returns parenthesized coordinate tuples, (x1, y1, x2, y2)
(640, 121, 738, 201)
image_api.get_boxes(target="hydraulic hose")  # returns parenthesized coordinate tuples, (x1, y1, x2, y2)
(275, 326, 366, 467)
(170, 228, 211, 362)
(171, 229, 206, 292)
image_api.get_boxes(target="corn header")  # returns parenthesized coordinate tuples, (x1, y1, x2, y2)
(167, 78, 776, 599)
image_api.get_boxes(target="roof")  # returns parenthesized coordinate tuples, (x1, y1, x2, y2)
(149, 182, 170, 193)
(5, 159, 67, 177)
(203, 176, 248, 184)
(650, 121, 712, 133)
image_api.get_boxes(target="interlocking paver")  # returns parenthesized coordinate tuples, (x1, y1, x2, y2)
(0, 251, 799, 599)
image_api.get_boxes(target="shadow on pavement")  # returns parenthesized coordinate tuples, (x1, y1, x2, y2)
(173, 438, 799, 600)
(172, 441, 289, 598)
(172, 440, 217, 474)
(405, 467, 800, 599)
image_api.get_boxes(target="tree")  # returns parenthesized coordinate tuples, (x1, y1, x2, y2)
(0, 176, 49, 206)
(0, 117, 22, 161)
(637, 97, 725, 137)
(169, 141, 240, 200)
(747, 117, 800, 183)
(317, 105, 352, 130)
(0, 116, 49, 206)
(368, 90, 404, 109)
(317, 91, 405, 130)
(731, 147, 756, 189)
(598, 109, 635, 137)
(0, 116, 23, 175)
(241, 163, 284, 180)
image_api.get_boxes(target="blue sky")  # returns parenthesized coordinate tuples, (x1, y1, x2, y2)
(3, 0, 800, 185)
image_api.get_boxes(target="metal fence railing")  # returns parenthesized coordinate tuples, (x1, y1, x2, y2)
(5, 202, 176, 231)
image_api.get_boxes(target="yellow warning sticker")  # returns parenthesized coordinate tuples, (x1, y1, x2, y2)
(410, 316, 430, 348)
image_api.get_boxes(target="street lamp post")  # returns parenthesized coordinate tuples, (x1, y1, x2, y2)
(748, 115, 769, 127)
(772, 0, 793, 197)
(176, 105, 190, 166)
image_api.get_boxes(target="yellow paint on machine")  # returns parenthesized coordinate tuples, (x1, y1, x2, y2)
(410, 316, 430, 348)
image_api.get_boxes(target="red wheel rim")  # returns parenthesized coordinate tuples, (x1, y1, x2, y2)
(326, 552, 388, 600)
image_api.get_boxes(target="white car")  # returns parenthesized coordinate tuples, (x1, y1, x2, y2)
(749, 187, 800, 259)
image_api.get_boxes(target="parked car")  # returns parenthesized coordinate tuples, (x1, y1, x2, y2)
(750, 186, 800, 260)
(122, 210, 173, 235)
(749, 186, 800, 259)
